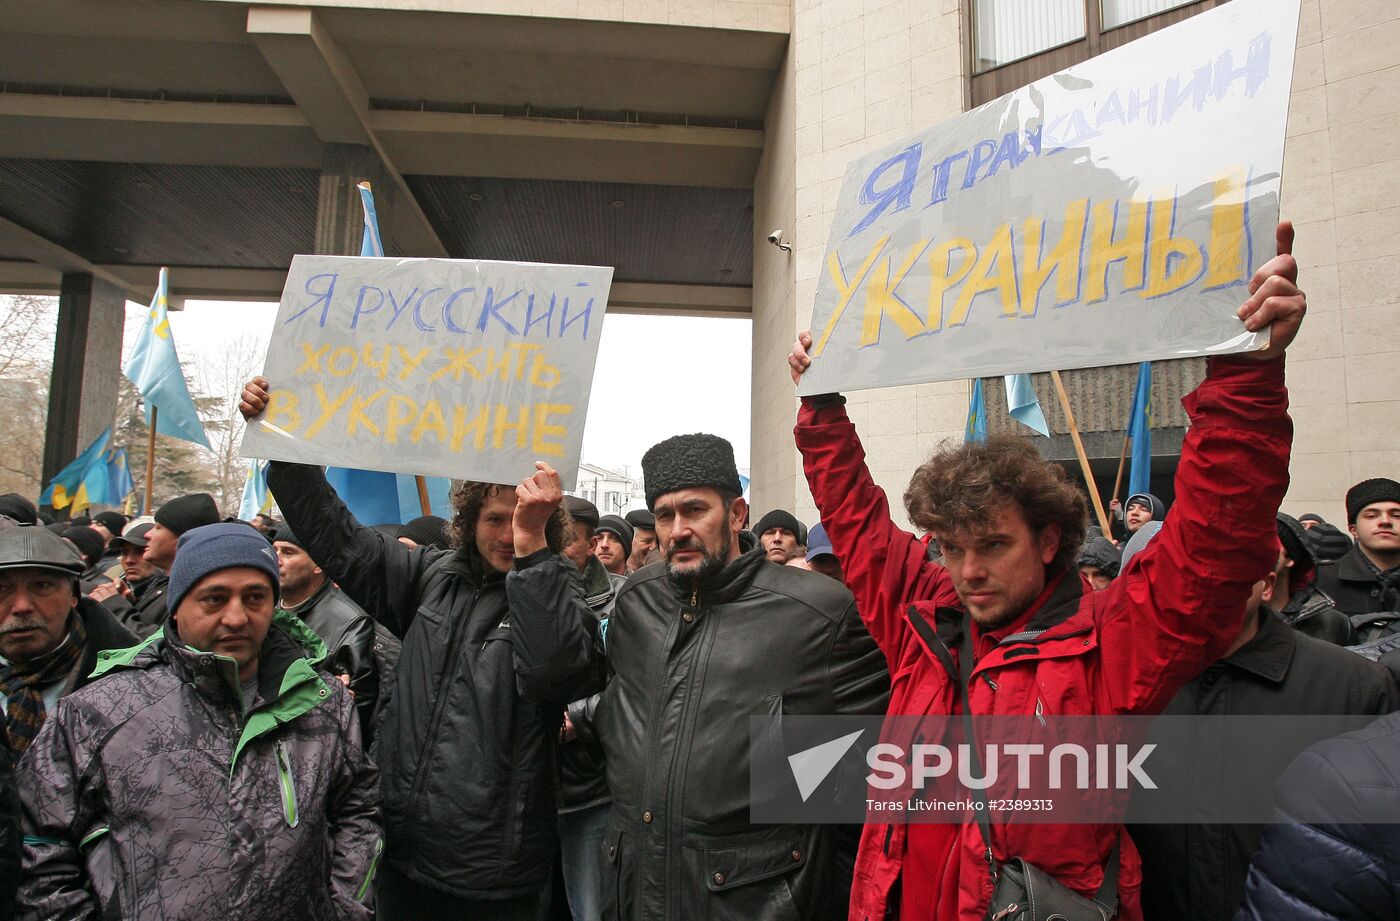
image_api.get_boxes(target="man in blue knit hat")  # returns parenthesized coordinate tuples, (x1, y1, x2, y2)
(18, 523, 382, 921)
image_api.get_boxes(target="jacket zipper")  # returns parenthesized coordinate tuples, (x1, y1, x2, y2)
(276, 740, 299, 828)
(406, 589, 482, 839)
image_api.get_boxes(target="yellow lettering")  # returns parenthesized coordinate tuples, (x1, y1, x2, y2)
(1019, 200, 1088, 316)
(1143, 194, 1206, 298)
(949, 223, 1019, 327)
(450, 405, 490, 452)
(361, 343, 392, 380)
(263, 389, 302, 434)
(812, 235, 891, 356)
(532, 404, 573, 457)
(510, 344, 541, 379)
(326, 346, 359, 377)
(305, 383, 356, 439)
(492, 404, 530, 449)
(529, 352, 561, 389)
(858, 240, 931, 347)
(396, 345, 434, 381)
(346, 389, 386, 437)
(294, 342, 330, 375)
(1202, 172, 1248, 289)
(412, 399, 448, 444)
(1084, 199, 1148, 303)
(924, 238, 977, 331)
(428, 347, 483, 383)
(384, 395, 419, 444)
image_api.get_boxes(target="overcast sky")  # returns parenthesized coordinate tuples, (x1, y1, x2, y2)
(129, 298, 753, 475)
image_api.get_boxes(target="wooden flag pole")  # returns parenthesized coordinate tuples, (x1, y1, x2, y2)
(143, 406, 158, 515)
(1111, 433, 1131, 507)
(1049, 370, 1111, 536)
(415, 476, 432, 517)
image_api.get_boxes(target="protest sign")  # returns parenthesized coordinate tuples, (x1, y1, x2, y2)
(798, 0, 1300, 396)
(240, 256, 613, 490)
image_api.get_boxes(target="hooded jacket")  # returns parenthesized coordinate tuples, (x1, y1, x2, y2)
(794, 357, 1292, 921)
(510, 534, 890, 921)
(17, 612, 381, 921)
(267, 460, 591, 901)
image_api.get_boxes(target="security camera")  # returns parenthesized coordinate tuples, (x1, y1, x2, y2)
(767, 230, 792, 252)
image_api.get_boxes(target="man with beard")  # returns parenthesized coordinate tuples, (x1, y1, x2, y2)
(239, 376, 591, 921)
(509, 433, 890, 921)
(785, 223, 1307, 920)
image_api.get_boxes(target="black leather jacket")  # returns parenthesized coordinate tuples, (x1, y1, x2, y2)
(101, 574, 169, 639)
(511, 541, 890, 921)
(267, 461, 592, 901)
(283, 580, 380, 742)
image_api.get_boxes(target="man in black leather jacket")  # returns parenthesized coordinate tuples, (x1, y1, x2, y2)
(510, 433, 890, 921)
(272, 524, 385, 742)
(240, 377, 591, 921)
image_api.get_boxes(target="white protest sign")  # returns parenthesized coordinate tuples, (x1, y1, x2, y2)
(798, 0, 1300, 396)
(240, 255, 613, 490)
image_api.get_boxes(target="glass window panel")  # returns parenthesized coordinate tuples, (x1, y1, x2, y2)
(1101, 0, 1195, 30)
(973, 0, 1087, 73)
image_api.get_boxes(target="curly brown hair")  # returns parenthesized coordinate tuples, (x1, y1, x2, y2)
(903, 435, 1088, 574)
(447, 481, 569, 555)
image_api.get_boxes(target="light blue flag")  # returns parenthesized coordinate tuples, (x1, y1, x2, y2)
(324, 182, 454, 525)
(1127, 362, 1153, 497)
(1005, 374, 1050, 436)
(239, 460, 272, 520)
(106, 448, 134, 509)
(965, 379, 987, 443)
(123, 268, 211, 449)
(40, 428, 110, 510)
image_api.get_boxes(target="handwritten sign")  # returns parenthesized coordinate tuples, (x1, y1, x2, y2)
(241, 256, 613, 489)
(797, 0, 1299, 396)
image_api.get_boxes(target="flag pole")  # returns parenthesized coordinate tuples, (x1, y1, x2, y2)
(1111, 433, 1130, 506)
(143, 406, 158, 515)
(1049, 370, 1111, 535)
(415, 476, 432, 516)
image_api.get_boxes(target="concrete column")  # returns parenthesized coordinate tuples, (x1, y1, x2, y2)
(315, 143, 386, 257)
(41, 273, 126, 507)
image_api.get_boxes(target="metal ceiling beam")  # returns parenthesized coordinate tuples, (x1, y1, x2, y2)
(0, 261, 752, 317)
(247, 5, 448, 257)
(0, 218, 148, 301)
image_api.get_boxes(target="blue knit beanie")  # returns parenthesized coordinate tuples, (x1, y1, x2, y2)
(167, 523, 280, 615)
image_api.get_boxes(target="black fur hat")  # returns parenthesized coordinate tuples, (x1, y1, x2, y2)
(642, 434, 743, 511)
(1346, 478, 1400, 524)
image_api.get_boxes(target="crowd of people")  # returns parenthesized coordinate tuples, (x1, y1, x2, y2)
(0, 221, 1398, 919)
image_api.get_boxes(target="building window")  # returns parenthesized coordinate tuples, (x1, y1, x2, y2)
(974, 0, 1086, 73)
(1100, 0, 1195, 30)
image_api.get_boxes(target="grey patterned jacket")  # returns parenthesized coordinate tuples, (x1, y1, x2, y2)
(16, 611, 382, 921)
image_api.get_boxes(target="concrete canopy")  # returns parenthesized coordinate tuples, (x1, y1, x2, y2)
(0, 0, 784, 314)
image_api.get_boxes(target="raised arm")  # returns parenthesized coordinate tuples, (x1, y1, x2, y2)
(1097, 222, 1305, 714)
(790, 338, 959, 664)
(241, 377, 432, 636)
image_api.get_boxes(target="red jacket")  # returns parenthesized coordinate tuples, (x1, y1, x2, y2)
(795, 358, 1292, 921)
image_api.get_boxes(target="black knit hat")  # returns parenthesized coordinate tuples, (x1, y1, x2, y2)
(93, 511, 128, 535)
(61, 526, 106, 567)
(155, 493, 221, 536)
(753, 510, 808, 546)
(401, 515, 450, 550)
(642, 434, 743, 510)
(596, 515, 634, 558)
(270, 523, 304, 549)
(1276, 512, 1314, 571)
(1346, 478, 1400, 524)
(0, 494, 38, 526)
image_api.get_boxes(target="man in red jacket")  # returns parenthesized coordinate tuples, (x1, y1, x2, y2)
(787, 222, 1306, 921)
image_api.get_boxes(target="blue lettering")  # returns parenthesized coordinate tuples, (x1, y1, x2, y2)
(524, 292, 556, 337)
(441, 287, 475, 333)
(284, 273, 339, 327)
(849, 144, 922, 237)
(961, 139, 998, 190)
(477, 287, 522, 336)
(350, 285, 384, 330)
(928, 150, 968, 205)
(384, 287, 419, 331)
(560, 296, 594, 340)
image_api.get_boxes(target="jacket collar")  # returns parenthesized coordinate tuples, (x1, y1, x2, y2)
(1218, 609, 1294, 684)
(668, 533, 765, 606)
(923, 567, 1087, 655)
(580, 556, 616, 606)
(280, 576, 334, 615)
(1336, 545, 1396, 582)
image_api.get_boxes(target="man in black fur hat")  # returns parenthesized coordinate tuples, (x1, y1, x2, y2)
(1317, 477, 1400, 617)
(510, 432, 890, 921)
